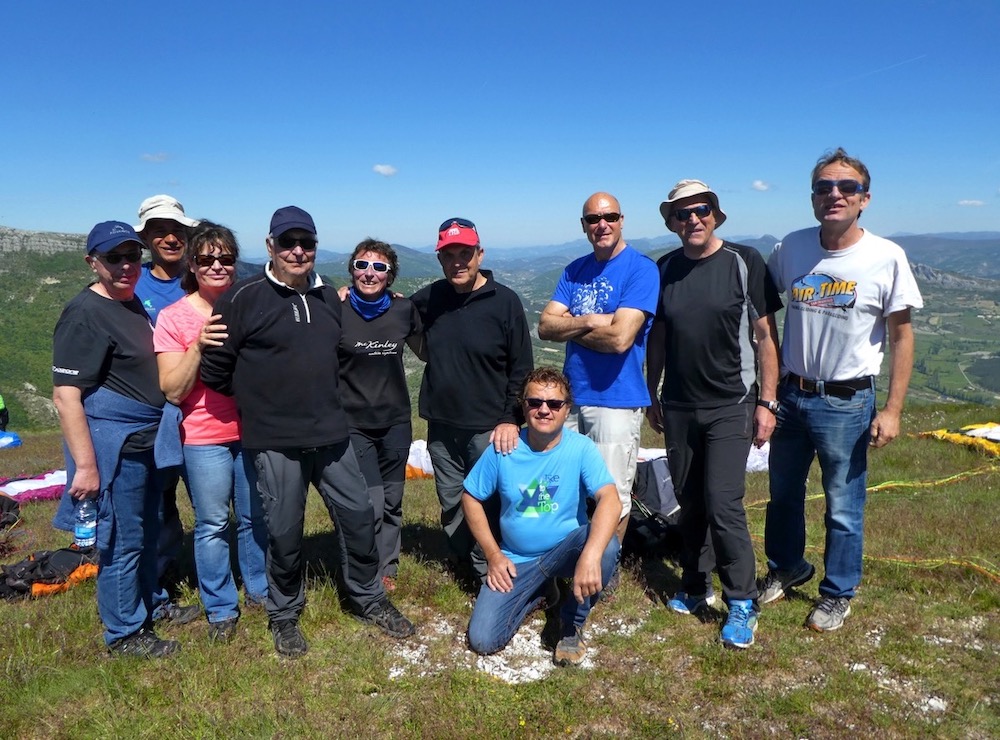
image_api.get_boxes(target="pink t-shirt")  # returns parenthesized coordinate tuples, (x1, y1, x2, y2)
(153, 296, 241, 445)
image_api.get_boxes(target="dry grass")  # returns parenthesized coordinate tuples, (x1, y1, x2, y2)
(0, 404, 998, 738)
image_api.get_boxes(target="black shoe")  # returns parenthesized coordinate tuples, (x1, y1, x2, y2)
(208, 617, 238, 644)
(356, 596, 415, 639)
(270, 620, 308, 658)
(108, 628, 180, 658)
(156, 602, 202, 626)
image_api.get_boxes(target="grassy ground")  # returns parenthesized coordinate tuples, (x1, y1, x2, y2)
(1, 405, 998, 738)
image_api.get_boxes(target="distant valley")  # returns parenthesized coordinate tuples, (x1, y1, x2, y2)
(2, 224, 1000, 428)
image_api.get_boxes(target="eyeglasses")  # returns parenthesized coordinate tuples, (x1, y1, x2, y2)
(352, 259, 390, 273)
(812, 179, 866, 196)
(582, 212, 622, 225)
(672, 205, 713, 222)
(98, 251, 142, 265)
(275, 235, 318, 251)
(438, 217, 478, 233)
(524, 397, 568, 411)
(194, 254, 237, 267)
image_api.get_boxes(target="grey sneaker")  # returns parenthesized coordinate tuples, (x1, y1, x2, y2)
(208, 617, 238, 644)
(806, 596, 851, 632)
(108, 628, 180, 658)
(356, 596, 415, 638)
(271, 620, 308, 657)
(554, 627, 587, 667)
(155, 602, 202, 626)
(758, 562, 815, 604)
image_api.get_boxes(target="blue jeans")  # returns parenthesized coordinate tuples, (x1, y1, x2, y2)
(766, 384, 875, 599)
(183, 442, 268, 622)
(96, 451, 162, 645)
(467, 524, 620, 655)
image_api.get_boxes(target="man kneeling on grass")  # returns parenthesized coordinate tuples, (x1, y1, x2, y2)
(463, 367, 621, 666)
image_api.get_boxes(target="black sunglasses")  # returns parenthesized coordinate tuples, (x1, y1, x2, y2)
(352, 259, 390, 273)
(276, 235, 318, 251)
(812, 179, 866, 196)
(524, 397, 568, 411)
(672, 205, 713, 222)
(582, 212, 622, 225)
(438, 217, 478, 232)
(194, 254, 237, 267)
(99, 251, 142, 265)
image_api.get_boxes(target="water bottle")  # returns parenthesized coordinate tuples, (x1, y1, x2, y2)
(74, 498, 97, 549)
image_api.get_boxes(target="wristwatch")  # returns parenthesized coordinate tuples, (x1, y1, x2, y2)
(756, 399, 779, 414)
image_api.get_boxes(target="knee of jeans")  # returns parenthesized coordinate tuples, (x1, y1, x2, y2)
(466, 621, 502, 655)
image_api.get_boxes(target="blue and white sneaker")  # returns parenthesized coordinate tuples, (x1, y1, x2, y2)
(667, 590, 717, 615)
(720, 599, 758, 649)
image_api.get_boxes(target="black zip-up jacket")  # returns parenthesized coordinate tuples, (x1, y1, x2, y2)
(411, 270, 533, 430)
(201, 267, 350, 449)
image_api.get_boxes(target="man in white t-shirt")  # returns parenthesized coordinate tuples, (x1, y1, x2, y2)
(762, 148, 923, 632)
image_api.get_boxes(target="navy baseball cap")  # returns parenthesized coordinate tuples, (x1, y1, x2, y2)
(270, 206, 317, 238)
(86, 221, 144, 255)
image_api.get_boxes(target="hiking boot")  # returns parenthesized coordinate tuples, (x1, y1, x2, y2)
(355, 596, 415, 638)
(758, 561, 815, 605)
(667, 590, 717, 616)
(208, 617, 238, 644)
(271, 620, 308, 658)
(109, 627, 180, 658)
(597, 566, 621, 604)
(806, 596, 851, 632)
(554, 627, 587, 667)
(720, 599, 758, 649)
(155, 602, 202, 626)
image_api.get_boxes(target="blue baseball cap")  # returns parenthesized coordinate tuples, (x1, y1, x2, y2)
(86, 221, 144, 255)
(269, 206, 317, 238)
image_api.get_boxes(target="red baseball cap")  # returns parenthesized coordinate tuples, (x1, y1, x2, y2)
(436, 218, 480, 250)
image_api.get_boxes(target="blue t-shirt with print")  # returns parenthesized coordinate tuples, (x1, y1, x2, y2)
(463, 428, 614, 564)
(134, 262, 184, 326)
(551, 245, 658, 407)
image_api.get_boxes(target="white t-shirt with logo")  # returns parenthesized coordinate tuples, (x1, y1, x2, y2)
(768, 227, 923, 381)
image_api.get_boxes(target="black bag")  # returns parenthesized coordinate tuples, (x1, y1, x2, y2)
(623, 457, 682, 557)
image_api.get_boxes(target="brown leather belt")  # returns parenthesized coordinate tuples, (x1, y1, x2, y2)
(785, 372, 874, 399)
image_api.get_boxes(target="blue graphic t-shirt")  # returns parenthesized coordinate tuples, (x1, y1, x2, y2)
(551, 245, 658, 407)
(134, 263, 184, 326)
(464, 428, 614, 564)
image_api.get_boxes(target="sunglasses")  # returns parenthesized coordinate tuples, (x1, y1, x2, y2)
(812, 179, 866, 196)
(438, 217, 477, 233)
(99, 251, 142, 265)
(276, 235, 318, 251)
(582, 212, 622, 225)
(672, 205, 713, 222)
(194, 254, 237, 267)
(352, 259, 390, 273)
(525, 397, 568, 411)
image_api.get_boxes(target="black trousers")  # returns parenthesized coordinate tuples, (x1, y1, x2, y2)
(662, 403, 758, 602)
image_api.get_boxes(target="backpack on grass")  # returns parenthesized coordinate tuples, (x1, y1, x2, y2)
(623, 456, 682, 558)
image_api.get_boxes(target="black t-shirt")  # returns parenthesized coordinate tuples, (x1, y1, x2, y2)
(655, 242, 782, 408)
(53, 287, 166, 448)
(337, 297, 422, 429)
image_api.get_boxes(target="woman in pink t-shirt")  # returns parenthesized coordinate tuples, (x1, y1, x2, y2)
(153, 221, 267, 643)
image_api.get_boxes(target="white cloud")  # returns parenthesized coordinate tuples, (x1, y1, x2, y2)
(752, 180, 770, 191)
(373, 164, 398, 177)
(958, 199, 985, 207)
(141, 152, 170, 163)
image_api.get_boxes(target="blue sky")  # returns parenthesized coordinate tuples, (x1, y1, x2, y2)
(4, 1, 999, 257)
